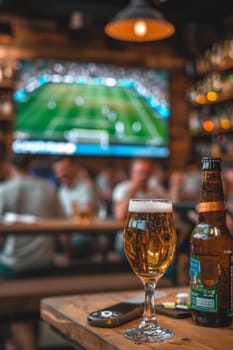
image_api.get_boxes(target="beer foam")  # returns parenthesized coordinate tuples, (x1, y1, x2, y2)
(128, 199, 172, 213)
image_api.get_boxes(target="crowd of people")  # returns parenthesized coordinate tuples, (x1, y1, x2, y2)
(1, 154, 233, 264)
(0, 153, 233, 349)
(1, 154, 233, 263)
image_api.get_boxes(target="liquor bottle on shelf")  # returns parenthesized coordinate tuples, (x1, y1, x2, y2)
(196, 37, 233, 74)
(190, 157, 233, 327)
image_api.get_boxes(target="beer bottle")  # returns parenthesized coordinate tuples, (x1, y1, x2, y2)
(190, 157, 233, 327)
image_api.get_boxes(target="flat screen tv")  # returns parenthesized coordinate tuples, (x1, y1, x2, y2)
(13, 59, 171, 158)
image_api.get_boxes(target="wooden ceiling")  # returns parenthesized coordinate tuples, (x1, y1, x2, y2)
(0, 0, 232, 58)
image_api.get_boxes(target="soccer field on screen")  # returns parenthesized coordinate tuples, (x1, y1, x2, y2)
(15, 82, 168, 147)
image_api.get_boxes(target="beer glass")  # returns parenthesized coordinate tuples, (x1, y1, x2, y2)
(123, 198, 177, 342)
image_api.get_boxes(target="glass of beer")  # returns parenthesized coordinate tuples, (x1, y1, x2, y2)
(123, 198, 177, 342)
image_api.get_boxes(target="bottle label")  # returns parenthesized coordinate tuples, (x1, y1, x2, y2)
(190, 253, 233, 315)
(198, 201, 225, 213)
(190, 255, 219, 312)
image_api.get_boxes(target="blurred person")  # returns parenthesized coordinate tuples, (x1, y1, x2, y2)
(148, 162, 168, 189)
(169, 158, 201, 204)
(51, 157, 95, 216)
(0, 153, 64, 350)
(95, 164, 128, 253)
(52, 156, 105, 259)
(112, 157, 169, 259)
(113, 157, 169, 220)
(95, 165, 114, 218)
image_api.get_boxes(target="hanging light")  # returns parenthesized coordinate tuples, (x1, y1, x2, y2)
(104, 0, 175, 42)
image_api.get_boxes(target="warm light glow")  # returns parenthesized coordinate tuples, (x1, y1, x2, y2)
(104, 0, 175, 42)
(105, 18, 175, 42)
(202, 119, 215, 132)
(206, 91, 218, 102)
(195, 94, 207, 104)
(134, 20, 147, 37)
(220, 118, 231, 129)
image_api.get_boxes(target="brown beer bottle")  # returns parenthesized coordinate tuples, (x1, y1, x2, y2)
(190, 157, 233, 327)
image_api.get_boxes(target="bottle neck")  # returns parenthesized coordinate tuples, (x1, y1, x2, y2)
(198, 169, 226, 225)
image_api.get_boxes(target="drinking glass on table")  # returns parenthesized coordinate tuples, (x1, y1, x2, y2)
(123, 198, 177, 342)
(72, 201, 93, 221)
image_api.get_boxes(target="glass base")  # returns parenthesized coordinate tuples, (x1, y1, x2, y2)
(123, 324, 175, 343)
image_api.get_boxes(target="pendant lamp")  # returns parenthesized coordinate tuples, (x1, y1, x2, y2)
(104, 0, 175, 42)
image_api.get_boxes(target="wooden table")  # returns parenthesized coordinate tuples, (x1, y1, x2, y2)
(41, 287, 233, 350)
(0, 217, 125, 236)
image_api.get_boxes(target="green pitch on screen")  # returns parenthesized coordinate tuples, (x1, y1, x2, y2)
(16, 82, 168, 146)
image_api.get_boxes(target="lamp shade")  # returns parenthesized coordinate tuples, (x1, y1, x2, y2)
(104, 0, 175, 42)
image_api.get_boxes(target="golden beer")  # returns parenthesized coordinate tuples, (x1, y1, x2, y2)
(124, 201, 176, 284)
(79, 210, 93, 221)
(72, 201, 92, 221)
(123, 199, 177, 342)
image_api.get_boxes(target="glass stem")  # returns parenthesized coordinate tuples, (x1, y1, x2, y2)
(143, 282, 158, 324)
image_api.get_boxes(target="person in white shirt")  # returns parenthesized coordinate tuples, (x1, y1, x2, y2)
(52, 156, 104, 259)
(112, 157, 169, 258)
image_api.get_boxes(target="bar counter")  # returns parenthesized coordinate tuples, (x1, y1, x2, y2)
(41, 287, 233, 350)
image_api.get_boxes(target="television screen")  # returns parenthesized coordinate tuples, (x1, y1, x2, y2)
(13, 59, 171, 158)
